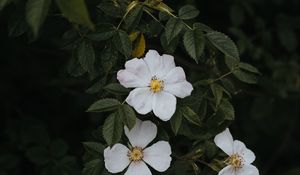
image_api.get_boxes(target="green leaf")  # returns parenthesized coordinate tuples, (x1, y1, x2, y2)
(50, 139, 68, 158)
(124, 4, 143, 30)
(225, 55, 239, 70)
(219, 99, 235, 120)
(102, 113, 123, 145)
(210, 83, 223, 107)
(26, 0, 51, 38)
(55, 0, 94, 30)
(82, 159, 103, 175)
(83, 142, 105, 154)
(170, 109, 183, 135)
(26, 146, 50, 165)
(181, 106, 202, 126)
(78, 40, 95, 74)
(117, 104, 136, 130)
(207, 31, 240, 60)
(67, 55, 86, 77)
(233, 69, 258, 84)
(183, 28, 205, 62)
(239, 62, 260, 74)
(160, 32, 179, 54)
(85, 77, 106, 94)
(193, 22, 213, 32)
(178, 5, 199, 20)
(101, 44, 118, 74)
(87, 24, 116, 41)
(112, 30, 132, 57)
(165, 17, 184, 44)
(104, 83, 130, 95)
(87, 98, 120, 112)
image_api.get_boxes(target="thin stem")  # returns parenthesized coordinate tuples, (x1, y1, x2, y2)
(211, 66, 239, 84)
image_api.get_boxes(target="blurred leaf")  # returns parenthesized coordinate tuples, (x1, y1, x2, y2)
(26, 146, 50, 165)
(26, 0, 51, 38)
(87, 98, 120, 112)
(230, 5, 245, 26)
(179, 5, 199, 20)
(181, 106, 202, 126)
(55, 0, 94, 30)
(207, 31, 240, 60)
(83, 142, 105, 154)
(50, 139, 68, 158)
(278, 28, 298, 52)
(0, 154, 20, 170)
(165, 17, 184, 44)
(86, 77, 106, 94)
(170, 109, 183, 135)
(8, 12, 29, 37)
(112, 30, 132, 57)
(117, 104, 136, 130)
(102, 113, 123, 145)
(0, 0, 12, 11)
(183, 28, 205, 62)
(131, 33, 146, 58)
(77, 40, 95, 74)
(104, 83, 130, 95)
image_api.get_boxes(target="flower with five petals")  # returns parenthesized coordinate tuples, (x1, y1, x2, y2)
(117, 50, 193, 121)
(214, 128, 259, 175)
(104, 119, 172, 175)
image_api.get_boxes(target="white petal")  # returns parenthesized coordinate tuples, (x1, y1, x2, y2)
(163, 67, 186, 84)
(117, 70, 149, 88)
(164, 81, 193, 98)
(124, 119, 157, 148)
(126, 88, 153, 115)
(104, 144, 130, 173)
(152, 92, 176, 121)
(236, 165, 259, 175)
(233, 140, 256, 164)
(124, 162, 152, 175)
(143, 50, 176, 78)
(214, 128, 234, 155)
(143, 141, 172, 172)
(218, 166, 235, 175)
(117, 58, 151, 88)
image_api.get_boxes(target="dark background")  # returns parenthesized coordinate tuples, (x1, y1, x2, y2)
(1, 0, 299, 175)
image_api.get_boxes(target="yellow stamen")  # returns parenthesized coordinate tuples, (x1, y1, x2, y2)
(128, 147, 143, 162)
(226, 154, 243, 169)
(150, 76, 164, 93)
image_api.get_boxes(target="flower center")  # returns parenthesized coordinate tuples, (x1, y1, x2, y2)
(150, 76, 164, 93)
(226, 154, 244, 169)
(128, 147, 143, 162)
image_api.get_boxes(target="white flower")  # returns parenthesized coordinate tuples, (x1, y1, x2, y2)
(214, 128, 259, 175)
(117, 50, 193, 121)
(104, 119, 172, 175)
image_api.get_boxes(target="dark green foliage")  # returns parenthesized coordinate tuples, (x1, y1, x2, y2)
(1, 0, 299, 175)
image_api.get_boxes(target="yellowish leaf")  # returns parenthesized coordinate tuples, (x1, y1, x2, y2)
(129, 31, 140, 41)
(132, 33, 146, 58)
